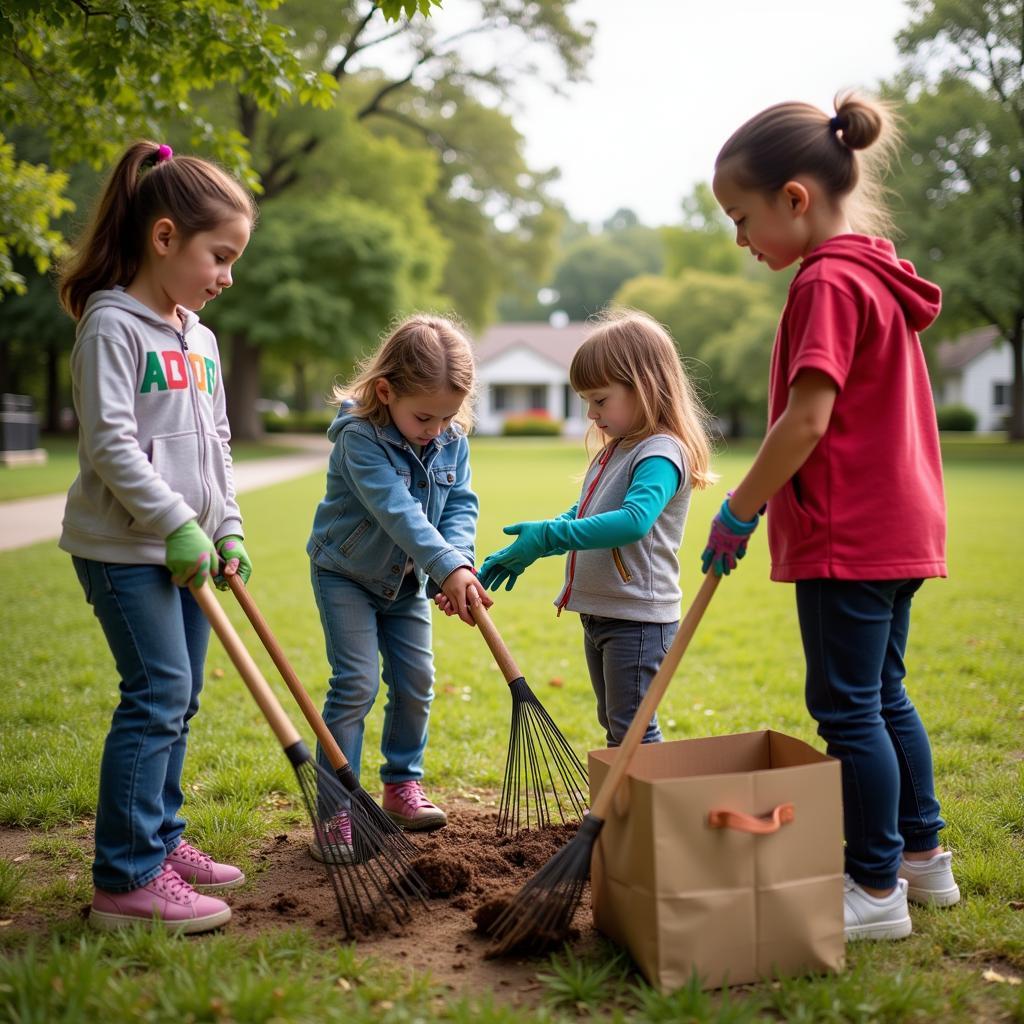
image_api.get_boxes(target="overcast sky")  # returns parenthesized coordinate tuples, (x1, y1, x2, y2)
(505, 0, 913, 227)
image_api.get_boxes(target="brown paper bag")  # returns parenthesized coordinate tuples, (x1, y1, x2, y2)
(589, 730, 845, 991)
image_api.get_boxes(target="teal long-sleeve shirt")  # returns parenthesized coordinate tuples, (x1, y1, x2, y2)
(478, 456, 682, 588)
(542, 455, 681, 552)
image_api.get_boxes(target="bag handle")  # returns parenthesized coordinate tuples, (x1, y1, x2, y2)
(708, 803, 795, 834)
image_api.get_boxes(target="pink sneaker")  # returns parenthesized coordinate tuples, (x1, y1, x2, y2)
(166, 840, 245, 890)
(90, 864, 231, 934)
(309, 811, 355, 864)
(382, 781, 447, 832)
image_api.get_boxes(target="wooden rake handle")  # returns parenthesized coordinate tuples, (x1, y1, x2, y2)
(192, 582, 301, 750)
(470, 603, 522, 684)
(226, 574, 350, 773)
(591, 571, 720, 821)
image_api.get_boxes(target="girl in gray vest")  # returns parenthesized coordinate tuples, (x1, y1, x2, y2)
(479, 310, 715, 745)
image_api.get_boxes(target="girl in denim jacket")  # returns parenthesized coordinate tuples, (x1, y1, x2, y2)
(306, 315, 490, 859)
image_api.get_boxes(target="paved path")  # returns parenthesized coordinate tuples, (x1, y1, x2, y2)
(0, 434, 330, 553)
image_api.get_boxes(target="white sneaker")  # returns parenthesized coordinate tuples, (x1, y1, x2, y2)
(843, 875, 912, 941)
(898, 851, 961, 907)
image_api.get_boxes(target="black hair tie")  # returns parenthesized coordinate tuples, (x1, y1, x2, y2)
(829, 115, 845, 134)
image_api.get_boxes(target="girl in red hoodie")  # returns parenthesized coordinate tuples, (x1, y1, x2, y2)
(704, 93, 958, 941)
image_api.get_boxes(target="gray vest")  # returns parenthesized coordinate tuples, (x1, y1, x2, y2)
(555, 434, 690, 623)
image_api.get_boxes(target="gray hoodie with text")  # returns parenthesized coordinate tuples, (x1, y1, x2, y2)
(59, 287, 242, 565)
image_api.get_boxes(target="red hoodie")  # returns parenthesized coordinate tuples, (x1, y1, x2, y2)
(766, 234, 947, 582)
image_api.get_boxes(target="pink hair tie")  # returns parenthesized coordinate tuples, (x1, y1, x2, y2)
(156, 144, 173, 163)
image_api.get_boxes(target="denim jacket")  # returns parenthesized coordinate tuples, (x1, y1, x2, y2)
(307, 407, 478, 601)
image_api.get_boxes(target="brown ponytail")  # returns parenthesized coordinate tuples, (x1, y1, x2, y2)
(59, 141, 256, 320)
(715, 91, 901, 237)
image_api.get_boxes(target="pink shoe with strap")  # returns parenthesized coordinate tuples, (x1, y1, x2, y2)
(90, 864, 231, 934)
(309, 811, 355, 864)
(165, 840, 245, 890)
(382, 781, 447, 832)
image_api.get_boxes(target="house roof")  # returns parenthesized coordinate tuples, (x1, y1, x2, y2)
(936, 325, 1001, 371)
(474, 322, 591, 371)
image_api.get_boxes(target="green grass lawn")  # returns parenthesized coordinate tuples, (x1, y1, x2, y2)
(0, 434, 305, 503)
(1, 437, 1022, 1021)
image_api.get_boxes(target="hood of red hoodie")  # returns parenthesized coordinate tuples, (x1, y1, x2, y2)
(799, 234, 941, 334)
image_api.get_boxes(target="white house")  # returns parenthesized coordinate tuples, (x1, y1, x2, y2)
(473, 322, 592, 435)
(933, 325, 1014, 432)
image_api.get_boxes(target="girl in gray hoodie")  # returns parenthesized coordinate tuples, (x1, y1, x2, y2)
(59, 141, 255, 933)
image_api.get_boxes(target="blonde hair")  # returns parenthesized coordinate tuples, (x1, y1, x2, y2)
(570, 309, 716, 489)
(60, 140, 256, 320)
(715, 91, 901, 238)
(332, 314, 476, 432)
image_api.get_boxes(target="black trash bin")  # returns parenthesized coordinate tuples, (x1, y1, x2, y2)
(0, 393, 46, 466)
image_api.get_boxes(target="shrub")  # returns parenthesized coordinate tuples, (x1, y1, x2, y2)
(502, 409, 562, 436)
(936, 404, 977, 432)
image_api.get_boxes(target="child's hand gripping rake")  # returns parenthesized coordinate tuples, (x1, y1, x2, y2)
(485, 571, 720, 955)
(225, 575, 429, 902)
(471, 604, 588, 835)
(192, 582, 424, 937)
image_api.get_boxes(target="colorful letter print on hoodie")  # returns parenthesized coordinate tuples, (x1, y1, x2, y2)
(60, 286, 242, 565)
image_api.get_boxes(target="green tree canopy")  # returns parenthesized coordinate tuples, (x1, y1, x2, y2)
(885, 0, 1024, 437)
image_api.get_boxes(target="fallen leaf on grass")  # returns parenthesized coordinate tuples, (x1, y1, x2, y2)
(212, 668, 225, 679)
(982, 968, 1022, 985)
(1009, 900, 1024, 911)
(548, 677, 564, 688)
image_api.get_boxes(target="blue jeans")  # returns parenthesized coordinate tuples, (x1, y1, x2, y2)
(796, 578, 945, 890)
(72, 557, 208, 892)
(580, 614, 678, 746)
(310, 563, 434, 784)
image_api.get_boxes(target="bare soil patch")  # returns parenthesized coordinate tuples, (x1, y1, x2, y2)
(0, 800, 603, 1004)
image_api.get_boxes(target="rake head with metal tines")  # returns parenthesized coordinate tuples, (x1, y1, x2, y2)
(294, 745, 428, 936)
(498, 677, 589, 835)
(485, 813, 602, 956)
(470, 606, 588, 836)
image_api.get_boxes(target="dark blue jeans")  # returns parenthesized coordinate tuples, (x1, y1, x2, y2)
(73, 558, 208, 892)
(796, 578, 945, 889)
(580, 614, 678, 746)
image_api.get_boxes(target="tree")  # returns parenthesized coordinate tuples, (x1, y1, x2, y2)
(887, 0, 1024, 437)
(207, 0, 593, 435)
(616, 269, 778, 435)
(0, 0, 340, 296)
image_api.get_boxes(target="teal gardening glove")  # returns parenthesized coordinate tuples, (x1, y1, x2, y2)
(213, 535, 252, 590)
(165, 521, 219, 588)
(478, 520, 565, 592)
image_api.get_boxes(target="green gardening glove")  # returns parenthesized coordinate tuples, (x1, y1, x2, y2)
(165, 521, 218, 588)
(214, 535, 252, 589)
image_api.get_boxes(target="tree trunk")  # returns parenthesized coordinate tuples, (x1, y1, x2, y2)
(293, 360, 309, 412)
(45, 336, 61, 432)
(729, 405, 744, 439)
(226, 332, 264, 441)
(1009, 314, 1024, 441)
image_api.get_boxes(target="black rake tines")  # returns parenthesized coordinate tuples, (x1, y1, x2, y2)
(486, 812, 603, 957)
(332, 762, 419, 864)
(289, 746, 428, 938)
(498, 677, 589, 836)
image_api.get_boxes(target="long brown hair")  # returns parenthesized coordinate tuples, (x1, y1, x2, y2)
(570, 309, 716, 489)
(715, 92, 901, 237)
(59, 141, 256, 320)
(333, 314, 477, 433)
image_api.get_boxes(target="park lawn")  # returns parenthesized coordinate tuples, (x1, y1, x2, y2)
(0, 434, 304, 503)
(1, 437, 1022, 1022)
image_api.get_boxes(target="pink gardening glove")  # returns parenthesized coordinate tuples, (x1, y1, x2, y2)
(701, 498, 761, 576)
